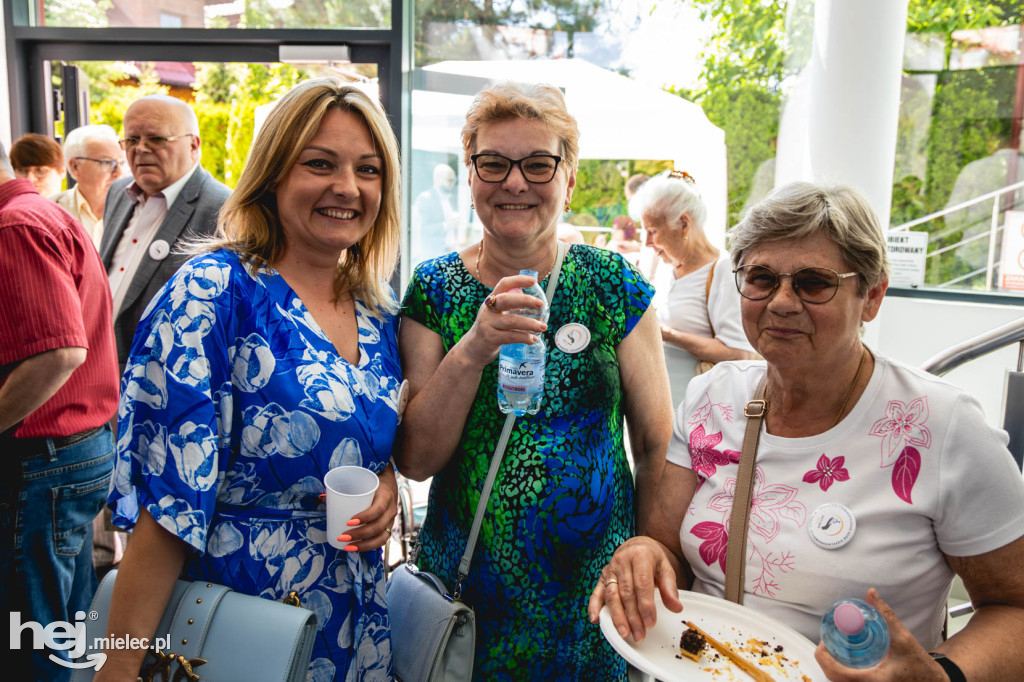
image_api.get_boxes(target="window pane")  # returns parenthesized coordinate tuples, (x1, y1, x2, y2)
(407, 0, 723, 278)
(892, 15, 1024, 295)
(37, 0, 390, 30)
(59, 60, 379, 188)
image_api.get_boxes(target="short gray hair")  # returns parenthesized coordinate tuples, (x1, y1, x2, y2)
(730, 182, 889, 294)
(63, 124, 120, 172)
(628, 170, 708, 232)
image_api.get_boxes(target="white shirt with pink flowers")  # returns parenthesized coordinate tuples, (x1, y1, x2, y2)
(667, 352, 1024, 648)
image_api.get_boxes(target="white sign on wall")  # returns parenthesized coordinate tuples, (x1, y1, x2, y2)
(999, 211, 1024, 292)
(886, 231, 928, 288)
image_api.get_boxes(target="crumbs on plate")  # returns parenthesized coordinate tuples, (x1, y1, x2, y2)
(676, 622, 812, 681)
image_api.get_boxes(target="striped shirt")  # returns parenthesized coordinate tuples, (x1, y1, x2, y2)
(0, 178, 119, 438)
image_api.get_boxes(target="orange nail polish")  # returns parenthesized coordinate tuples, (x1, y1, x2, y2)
(338, 534, 351, 543)
(343, 545, 358, 552)
(346, 519, 361, 527)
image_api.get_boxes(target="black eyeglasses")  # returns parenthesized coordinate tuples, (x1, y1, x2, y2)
(119, 134, 194, 151)
(734, 264, 860, 304)
(75, 157, 125, 173)
(470, 153, 562, 184)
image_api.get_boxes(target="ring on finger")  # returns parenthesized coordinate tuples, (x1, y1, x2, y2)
(384, 528, 392, 536)
(484, 294, 498, 310)
(603, 578, 618, 587)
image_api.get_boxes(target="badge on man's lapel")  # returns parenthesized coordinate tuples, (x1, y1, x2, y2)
(148, 239, 170, 261)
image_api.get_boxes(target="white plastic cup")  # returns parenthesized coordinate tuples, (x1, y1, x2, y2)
(324, 466, 380, 550)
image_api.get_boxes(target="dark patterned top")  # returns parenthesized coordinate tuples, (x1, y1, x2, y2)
(402, 245, 654, 680)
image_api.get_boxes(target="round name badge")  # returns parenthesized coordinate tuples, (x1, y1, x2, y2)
(808, 503, 857, 550)
(148, 239, 170, 261)
(395, 379, 410, 425)
(554, 323, 591, 354)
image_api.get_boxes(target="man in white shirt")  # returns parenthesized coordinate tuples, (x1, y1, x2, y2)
(99, 95, 230, 369)
(51, 124, 127, 248)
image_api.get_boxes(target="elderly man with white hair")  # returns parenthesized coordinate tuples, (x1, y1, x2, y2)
(52, 124, 127, 247)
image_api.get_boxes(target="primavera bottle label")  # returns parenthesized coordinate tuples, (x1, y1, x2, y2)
(498, 356, 544, 393)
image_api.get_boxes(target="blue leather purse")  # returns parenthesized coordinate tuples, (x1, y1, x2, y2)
(71, 569, 317, 681)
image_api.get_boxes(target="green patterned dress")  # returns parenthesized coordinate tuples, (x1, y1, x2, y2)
(401, 244, 654, 680)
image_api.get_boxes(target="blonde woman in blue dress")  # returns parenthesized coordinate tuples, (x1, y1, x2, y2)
(98, 79, 403, 681)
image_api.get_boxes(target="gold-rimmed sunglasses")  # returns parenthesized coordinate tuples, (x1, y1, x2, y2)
(733, 264, 860, 304)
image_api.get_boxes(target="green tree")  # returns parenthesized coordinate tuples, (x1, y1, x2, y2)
(902, 0, 1021, 288)
(43, 0, 112, 27)
(414, 0, 611, 65)
(677, 0, 794, 227)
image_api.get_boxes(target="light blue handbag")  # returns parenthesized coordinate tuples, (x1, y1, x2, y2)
(71, 569, 317, 681)
(386, 563, 476, 682)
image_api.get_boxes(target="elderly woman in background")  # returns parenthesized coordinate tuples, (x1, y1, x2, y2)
(590, 182, 1024, 681)
(97, 79, 403, 680)
(10, 133, 65, 197)
(629, 170, 756, 406)
(399, 81, 672, 679)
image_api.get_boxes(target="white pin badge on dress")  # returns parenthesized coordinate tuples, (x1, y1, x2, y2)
(555, 323, 590, 354)
(395, 379, 410, 425)
(808, 502, 857, 549)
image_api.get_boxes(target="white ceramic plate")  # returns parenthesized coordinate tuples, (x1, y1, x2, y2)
(599, 590, 827, 681)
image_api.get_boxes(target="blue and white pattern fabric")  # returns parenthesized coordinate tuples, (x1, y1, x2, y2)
(109, 248, 401, 681)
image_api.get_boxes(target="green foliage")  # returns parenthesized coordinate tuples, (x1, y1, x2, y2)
(693, 84, 781, 226)
(568, 159, 672, 225)
(76, 58, 311, 189)
(413, 0, 610, 65)
(906, 0, 1018, 34)
(682, 0, 791, 227)
(900, 0, 1020, 288)
(689, 0, 789, 96)
(570, 160, 625, 225)
(43, 0, 112, 27)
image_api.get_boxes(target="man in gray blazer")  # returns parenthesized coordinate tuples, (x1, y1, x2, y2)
(100, 95, 230, 368)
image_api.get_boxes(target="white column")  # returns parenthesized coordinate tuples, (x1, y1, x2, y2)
(0, 3, 11, 147)
(775, 0, 909, 228)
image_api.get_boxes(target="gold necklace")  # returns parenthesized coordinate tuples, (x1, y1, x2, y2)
(474, 239, 555, 285)
(832, 347, 868, 427)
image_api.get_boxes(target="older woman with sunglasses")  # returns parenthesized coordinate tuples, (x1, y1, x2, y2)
(399, 82, 672, 679)
(589, 182, 1024, 681)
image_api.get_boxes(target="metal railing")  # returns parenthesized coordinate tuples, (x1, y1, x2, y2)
(891, 180, 1024, 291)
(921, 314, 1024, 474)
(922, 315, 1024, 621)
(921, 315, 1024, 376)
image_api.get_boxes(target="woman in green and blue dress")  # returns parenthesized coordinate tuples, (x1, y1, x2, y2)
(398, 81, 673, 679)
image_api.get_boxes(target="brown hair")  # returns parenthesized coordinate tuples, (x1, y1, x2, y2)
(9, 133, 63, 171)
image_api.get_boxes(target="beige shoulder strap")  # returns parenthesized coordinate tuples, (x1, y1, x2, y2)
(724, 375, 767, 604)
(704, 260, 716, 337)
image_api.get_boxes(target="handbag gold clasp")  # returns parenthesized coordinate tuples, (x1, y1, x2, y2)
(744, 399, 769, 418)
(282, 591, 301, 607)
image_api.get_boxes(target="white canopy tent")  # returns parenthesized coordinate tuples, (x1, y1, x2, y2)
(412, 58, 730, 246)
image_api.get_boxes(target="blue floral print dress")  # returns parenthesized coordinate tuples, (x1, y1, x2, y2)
(109, 248, 401, 681)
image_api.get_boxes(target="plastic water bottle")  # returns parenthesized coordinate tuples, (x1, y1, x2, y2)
(497, 270, 549, 416)
(820, 599, 890, 669)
